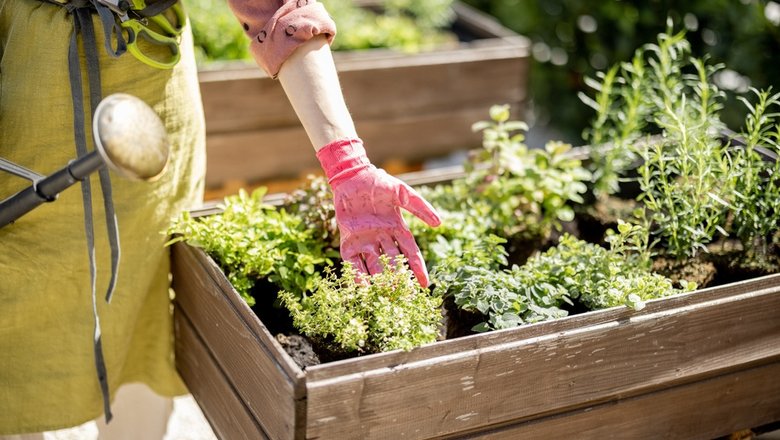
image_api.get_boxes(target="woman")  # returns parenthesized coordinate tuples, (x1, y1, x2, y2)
(0, 0, 439, 437)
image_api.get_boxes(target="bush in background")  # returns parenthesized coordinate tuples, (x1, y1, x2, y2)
(463, 0, 780, 142)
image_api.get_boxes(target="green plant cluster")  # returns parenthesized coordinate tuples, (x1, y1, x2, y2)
(183, 0, 252, 65)
(168, 187, 442, 354)
(409, 104, 591, 267)
(582, 28, 780, 264)
(408, 105, 688, 332)
(323, 0, 456, 53)
(432, 220, 693, 332)
(279, 256, 442, 353)
(731, 89, 780, 260)
(283, 175, 339, 249)
(183, 0, 456, 65)
(463, 0, 780, 142)
(167, 188, 336, 305)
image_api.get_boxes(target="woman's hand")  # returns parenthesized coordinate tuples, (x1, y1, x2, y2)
(318, 138, 441, 287)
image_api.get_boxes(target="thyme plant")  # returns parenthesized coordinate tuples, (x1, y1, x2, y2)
(279, 256, 442, 353)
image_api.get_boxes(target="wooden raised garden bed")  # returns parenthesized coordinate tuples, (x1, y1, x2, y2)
(171, 166, 780, 440)
(198, 1, 530, 196)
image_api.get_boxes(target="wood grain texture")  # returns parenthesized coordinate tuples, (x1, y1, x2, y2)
(203, 106, 520, 188)
(172, 164, 780, 439)
(465, 360, 780, 440)
(175, 310, 268, 440)
(171, 242, 305, 440)
(304, 279, 780, 439)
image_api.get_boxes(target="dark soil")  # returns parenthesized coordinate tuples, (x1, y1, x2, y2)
(653, 255, 718, 288)
(275, 334, 320, 368)
(441, 295, 484, 339)
(575, 196, 640, 245)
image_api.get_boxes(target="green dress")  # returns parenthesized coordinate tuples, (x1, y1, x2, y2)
(0, 0, 206, 433)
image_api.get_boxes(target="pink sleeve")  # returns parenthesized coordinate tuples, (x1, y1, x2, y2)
(227, 0, 337, 78)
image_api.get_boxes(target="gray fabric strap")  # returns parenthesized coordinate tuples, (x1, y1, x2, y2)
(66, 0, 127, 422)
(136, 0, 178, 17)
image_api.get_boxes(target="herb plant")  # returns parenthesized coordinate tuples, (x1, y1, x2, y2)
(167, 188, 336, 305)
(279, 256, 442, 353)
(582, 28, 735, 260)
(283, 175, 339, 249)
(433, 223, 691, 332)
(409, 104, 591, 268)
(731, 88, 780, 261)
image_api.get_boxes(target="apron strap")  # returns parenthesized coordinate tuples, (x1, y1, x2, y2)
(65, 0, 127, 422)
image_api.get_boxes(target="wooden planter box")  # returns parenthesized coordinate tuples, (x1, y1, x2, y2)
(198, 1, 530, 194)
(171, 168, 780, 440)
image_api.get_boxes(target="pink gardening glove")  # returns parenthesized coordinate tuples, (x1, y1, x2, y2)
(316, 138, 441, 287)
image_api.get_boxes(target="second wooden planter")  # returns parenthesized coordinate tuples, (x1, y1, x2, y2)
(198, 2, 530, 195)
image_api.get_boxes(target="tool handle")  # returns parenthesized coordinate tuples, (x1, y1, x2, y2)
(124, 20, 180, 69)
(0, 152, 104, 228)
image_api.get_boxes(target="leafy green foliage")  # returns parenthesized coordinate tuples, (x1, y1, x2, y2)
(279, 256, 442, 353)
(432, 236, 569, 331)
(463, 0, 780, 142)
(731, 88, 780, 259)
(183, 0, 251, 65)
(409, 105, 591, 266)
(167, 188, 336, 305)
(466, 105, 592, 239)
(583, 27, 780, 265)
(582, 28, 735, 259)
(184, 0, 456, 64)
(433, 224, 692, 332)
(524, 232, 694, 312)
(283, 175, 339, 249)
(323, 0, 456, 53)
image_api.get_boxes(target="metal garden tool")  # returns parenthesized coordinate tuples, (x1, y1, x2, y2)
(97, 0, 184, 69)
(0, 93, 170, 227)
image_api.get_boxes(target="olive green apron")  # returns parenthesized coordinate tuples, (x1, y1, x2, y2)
(0, 0, 206, 433)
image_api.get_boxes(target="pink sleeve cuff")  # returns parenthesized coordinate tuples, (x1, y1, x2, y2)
(316, 138, 371, 184)
(228, 0, 337, 78)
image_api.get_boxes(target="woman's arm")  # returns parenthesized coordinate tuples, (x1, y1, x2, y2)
(277, 36, 357, 151)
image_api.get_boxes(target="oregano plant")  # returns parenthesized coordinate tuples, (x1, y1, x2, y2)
(167, 188, 336, 305)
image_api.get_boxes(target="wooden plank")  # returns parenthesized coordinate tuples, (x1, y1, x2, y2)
(199, 45, 528, 135)
(466, 360, 780, 440)
(204, 105, 522, 188)
(304, 274, 780, 382)
(171, 242, 305, 440)
(304, 282, 780, 439)
(175, 310, 268, 440)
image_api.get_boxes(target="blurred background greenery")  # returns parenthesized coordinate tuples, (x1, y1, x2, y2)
(462, 0, 780, 144)
(184, 0, 457, 65)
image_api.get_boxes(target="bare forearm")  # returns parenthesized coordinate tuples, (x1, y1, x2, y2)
(277, 36, 358, 151)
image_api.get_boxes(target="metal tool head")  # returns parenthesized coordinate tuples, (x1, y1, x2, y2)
(93, 93, 170, 181)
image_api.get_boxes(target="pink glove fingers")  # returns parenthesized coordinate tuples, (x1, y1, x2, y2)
(317, 138, 440, 288)
(397, 182, 442, 227)
(393, 229, 430, 288)
(345, 254, 369, 280)
(377, 234, 401, 261)
(360, 244, 385, 275)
